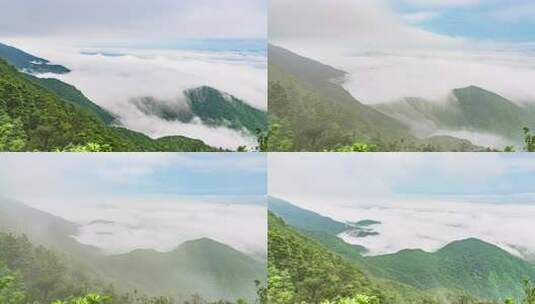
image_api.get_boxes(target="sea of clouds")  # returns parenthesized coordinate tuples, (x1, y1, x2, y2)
(68, 197, 267, 260)
(7, 39, 267, 149)
(331, 197, 535, 260)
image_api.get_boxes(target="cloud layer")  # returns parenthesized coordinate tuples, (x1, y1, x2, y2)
(0, 154, 267, 257)
(336, 198, 535, 258)
(269, 153, 535, 259)
(72, 197, 267, 259)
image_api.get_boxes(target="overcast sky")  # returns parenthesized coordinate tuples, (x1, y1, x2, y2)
(269, 153, 535, 259)
(0, 0, 267, 42)
(0, 153, 267, 257)
(269, 0, 535, 105)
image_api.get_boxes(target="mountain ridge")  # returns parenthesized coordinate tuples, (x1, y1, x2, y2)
(0, 199, 265, 301)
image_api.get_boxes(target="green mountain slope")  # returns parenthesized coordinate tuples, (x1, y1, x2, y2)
(0, 42, 70, 74)
(185, 86, 268, 133)
(269, 198, 535, 302)
(268, 197, 348, 235)
(375, 86, 535, 143)
(366, 239, 535, 302)
(268, 212, 467, 304)
(132, 86, 267, 135)
(0, 199, 265, 302)
(24, 74, 117, 124)
(268, 45, 481, 152)
(103, 238, 266, 302)
(0, 58, 216, 151)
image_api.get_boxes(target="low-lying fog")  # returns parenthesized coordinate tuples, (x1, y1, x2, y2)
(66, 197, 267, 260)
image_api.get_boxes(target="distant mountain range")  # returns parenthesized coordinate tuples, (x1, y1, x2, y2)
(0, 42, 70, 74)
(0, 42, 266, 151)
(268, 44, 534, 151)
(0, 199, 266, 302)
(268, 196, 535, 302)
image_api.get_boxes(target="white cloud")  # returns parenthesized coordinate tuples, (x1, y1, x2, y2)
(68, 197, 267, 258)
(270, 0, 457, 52)
(403, 11, 440, 23)
(336, 198, 535, 259)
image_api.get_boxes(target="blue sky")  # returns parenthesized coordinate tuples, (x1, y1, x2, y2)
(0, 154, 267, 203)
(390, 0, 535, 42)
(270, 153, 535, 201)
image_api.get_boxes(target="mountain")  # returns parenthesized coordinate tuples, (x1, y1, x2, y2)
(268, 212, 468, 304)
(269, 198, 535, 302)
(375, 86, 535, 144)
(268, 197, 348, 235)
(0, 42, 70, 74)
(267, 44, 482, 152)
(132, 86, 268, 135)
(102, 238, 265, 302)
(0, 199, 265, 302)
(0, 58, 217, 151)
(24, 74, 117, 124)
(366, 239, 535, 301)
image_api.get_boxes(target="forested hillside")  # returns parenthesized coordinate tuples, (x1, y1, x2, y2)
(131, 86, 268, 135)
(268, 213, 488, 304)
(268, 198, 535, 303)
(267, 45, 483, 152)
(0, 199, 266, 303)
(0, 58, 218, 151)
(375, 86, 535, 143)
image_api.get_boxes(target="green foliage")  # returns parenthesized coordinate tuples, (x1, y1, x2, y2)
(365, 239, 535, 301)
(52, 293, 111, 304)
(524, 128, 535, 152)
(326, 143, 377, 152)
(267, 265, 295, 304)
(0, 112, 26, 151)
(523, 279, 535, 304)
(268, 213, 385, 304)
(321, 295, 380, 304)
(55, 142, 113, 152)
(185, 86, 268, 135)
(24, 75, 117, 124)
(0, 264, 26, 304)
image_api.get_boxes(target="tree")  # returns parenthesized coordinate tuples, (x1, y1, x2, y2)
(524, 128, 535, 152)
(0, 113, 26, 151)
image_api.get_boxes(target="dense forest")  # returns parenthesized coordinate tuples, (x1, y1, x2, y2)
(268, 209, 535, 304)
